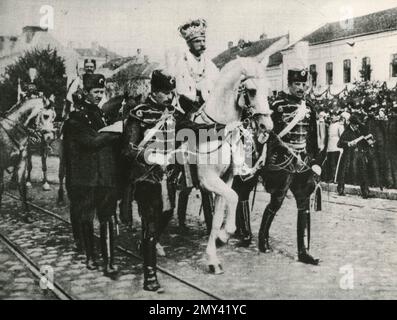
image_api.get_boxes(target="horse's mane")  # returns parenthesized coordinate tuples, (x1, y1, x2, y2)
(204, 57, 263, 123)
(3, 97, 43, 118)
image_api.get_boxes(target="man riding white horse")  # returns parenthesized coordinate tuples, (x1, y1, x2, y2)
(170, 18, 220, 234)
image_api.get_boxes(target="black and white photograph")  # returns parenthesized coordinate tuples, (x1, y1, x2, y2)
(0, 0, 397, 303)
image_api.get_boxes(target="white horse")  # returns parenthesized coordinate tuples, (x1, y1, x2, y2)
(192, 57, 274, 273)
(0, 96, 47, 221)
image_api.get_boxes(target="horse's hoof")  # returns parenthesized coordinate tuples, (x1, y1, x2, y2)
(216, 229, 229, 247)
(26, 182, 32, 188)
(215, 237, 227, 248)
(57, 200, 65, 207)
(22, 214, 33, 223)
(42, 182, 50, 191)
(156, 243, 166, 257)
(208, 264, 224, 275)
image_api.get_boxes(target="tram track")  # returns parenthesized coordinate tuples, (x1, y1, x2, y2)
(0, 228, 74, 300)
(3, 192, 223, 300)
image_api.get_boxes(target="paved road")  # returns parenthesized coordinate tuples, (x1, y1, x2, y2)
(0, 239, 56, 300)
(1, 155, 397, 299)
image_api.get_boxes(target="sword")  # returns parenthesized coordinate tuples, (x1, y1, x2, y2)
(251, 181, 258, 212)
(334, 150, 343, 183)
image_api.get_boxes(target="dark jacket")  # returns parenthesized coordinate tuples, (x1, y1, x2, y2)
(63, 100, 121, 188)
(266, 92, 319, 171)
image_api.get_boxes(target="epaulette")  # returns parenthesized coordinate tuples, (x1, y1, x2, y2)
(129, 103, 164, 125)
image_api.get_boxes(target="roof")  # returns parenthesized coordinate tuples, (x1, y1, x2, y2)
(101, 57, 135, 71)
(74, 45, 121, 60)
(302, 6, 397, 45)
(212, 35, 287, 69)
(110, 61, 160, 81)
(0, 30, 80, 79)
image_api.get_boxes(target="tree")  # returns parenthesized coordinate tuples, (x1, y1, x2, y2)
(0, 46, 67, 116)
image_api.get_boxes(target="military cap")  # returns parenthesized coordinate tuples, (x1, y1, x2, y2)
(84, 58, 96, 68)
(151, 69, 176, 92)
(288, 69, 308, 83)
(349, 114, 362, 126)
(83, 73, 105, 91)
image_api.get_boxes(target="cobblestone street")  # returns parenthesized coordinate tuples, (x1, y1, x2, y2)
(1, 156, 397, 299)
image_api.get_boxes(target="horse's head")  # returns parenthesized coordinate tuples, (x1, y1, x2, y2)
(35, 106, 57, 143)
(236, 58, 274, 143)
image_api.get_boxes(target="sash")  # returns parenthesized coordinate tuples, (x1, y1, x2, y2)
(278, 100, 309, 138)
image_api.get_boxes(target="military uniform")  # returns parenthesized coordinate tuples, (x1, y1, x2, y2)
(171, 19, 219, 233)
(63, 74, 120, 277)
(257, 70, 320, 265)
(121, 70, 177, 292)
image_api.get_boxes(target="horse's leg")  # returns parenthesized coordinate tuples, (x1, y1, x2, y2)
(200, 189, 214, 235)
(41, 142, 50, 191)
(16, 156, 31, 222)
(176, 187, 192, 232)
(26, 148, 32, 188)
(0, 169, 4, 210)
(200, 172, 238, 274)
(57, 141, 65, 205)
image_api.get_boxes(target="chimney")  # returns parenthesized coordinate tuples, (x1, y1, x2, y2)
(259, 33, 267, 40)
(22, 26, 47, 44)
(238, 39, 245, 49)
(228, 41, 233, 49)
(91, 41, 99, 54)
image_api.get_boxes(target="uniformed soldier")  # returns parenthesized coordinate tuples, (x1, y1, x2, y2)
(122, 69, 216, 292)
(122, 70, 177, 293)
(258, 68, 321, 265)
(64, 59, 97, 118)
(63, 73, 120, 278)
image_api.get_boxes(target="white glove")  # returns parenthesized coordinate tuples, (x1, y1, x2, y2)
(225, 121, 241, 134)
(98, 121, 123, 133)
(146, 152, 169, 166)
(311, 164, 322, 176)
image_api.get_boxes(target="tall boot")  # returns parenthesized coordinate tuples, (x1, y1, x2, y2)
(236, 200, 252, 247)
(258, 207, 276, 253)
(177, 189, 190, 232)
(100, 220, 119, 278)
(297, 210, 319, 265)
(201, 190, 213, 235)
(337, 183, 345, 196)
(143, 233, 164, 293)
(70, 204, 83, 253)
(82, 221, 98, 270)
(119, 185, 133, 228)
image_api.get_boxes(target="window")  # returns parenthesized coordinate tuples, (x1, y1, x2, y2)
(343, 59, 351, 83)
(391, 54, 397, 77)
(309, 64, 317, 86)
(360, 57, 371, 81)
(326, 62, 333, 85)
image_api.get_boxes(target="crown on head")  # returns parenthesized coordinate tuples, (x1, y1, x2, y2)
(178, 19, 207, 42)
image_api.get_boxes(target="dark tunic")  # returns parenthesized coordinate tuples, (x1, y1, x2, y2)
(63, 100, 121, 188)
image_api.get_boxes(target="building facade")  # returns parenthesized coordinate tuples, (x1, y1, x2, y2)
(282, 7, 397, 92)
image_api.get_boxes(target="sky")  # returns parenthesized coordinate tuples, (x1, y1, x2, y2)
(1, 0, 397, 62)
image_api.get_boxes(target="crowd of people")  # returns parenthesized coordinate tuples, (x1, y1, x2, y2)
(304, 81, 397, 192)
